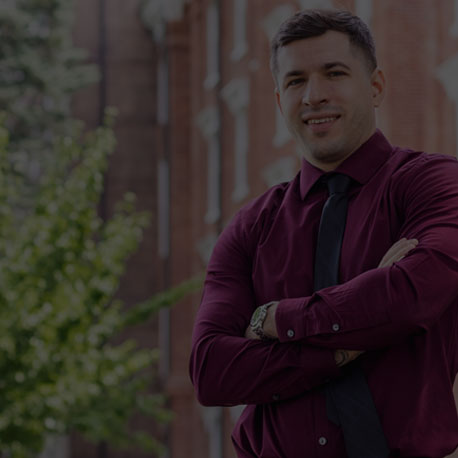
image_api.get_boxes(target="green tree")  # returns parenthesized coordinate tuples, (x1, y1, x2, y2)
(0, 121, 201, 457)
(0, 1, 202, 456)
(0, 0, 98, 174)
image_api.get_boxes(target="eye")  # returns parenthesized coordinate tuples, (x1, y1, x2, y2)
(328, 71, 346, 78)
(286, 78, 304, 88)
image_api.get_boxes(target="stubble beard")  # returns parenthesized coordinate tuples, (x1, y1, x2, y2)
(298, 134, 348, 168)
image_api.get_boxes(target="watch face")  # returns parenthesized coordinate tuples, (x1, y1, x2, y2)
(250, 307, 262, 327)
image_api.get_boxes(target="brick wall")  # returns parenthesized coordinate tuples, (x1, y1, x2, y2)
(166, 1, 458, 457)
(71, 0, 458, 457)
(72, 0, 161, 456)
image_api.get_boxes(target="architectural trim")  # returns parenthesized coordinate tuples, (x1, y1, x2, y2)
(261, 156, 298, 188)
(354, 0, 373, 26)
(201, 406, 224, 458)
(197, 106, 221, 224)
(196, 106, 220, 139)
(204, 1, 220, 90)
(436, 55, 458, 157)
(222, 79, 250, 202)
(196, 233, 219, 265)
(230, 405, 246, 424)
(221, 78, 250, 115)
(296, 0, 333, 11)
(158, 159, 170, 259)
(38, 435, 69, 458)
(140, 0, 190, 42)
(231, 0, 248, 61)
(262, 5, 296, 41)
(451, 0, 458, 37)
(157, 54, 169, 126)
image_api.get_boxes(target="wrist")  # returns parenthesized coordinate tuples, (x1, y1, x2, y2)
(250, 301, 277, 340)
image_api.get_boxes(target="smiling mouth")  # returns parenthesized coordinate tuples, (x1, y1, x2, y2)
(304, 115, 341, 125)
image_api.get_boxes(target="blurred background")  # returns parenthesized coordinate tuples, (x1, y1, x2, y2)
(1, 0, 458, 457)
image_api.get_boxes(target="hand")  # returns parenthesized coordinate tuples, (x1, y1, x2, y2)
(334, 349, 364, 367)
(378, 237, 418, 268)
(245, 325, 258, 340)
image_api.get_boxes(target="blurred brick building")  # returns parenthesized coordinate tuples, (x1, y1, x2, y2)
(68, 0, 458, 457)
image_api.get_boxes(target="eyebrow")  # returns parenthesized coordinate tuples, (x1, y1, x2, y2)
(283, 70, 304, 80)
(323, 61, 352, 71)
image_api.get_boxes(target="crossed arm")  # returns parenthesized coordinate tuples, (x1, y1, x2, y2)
(190, 235, 425, 406)
(245, 238, 419, 367)
(191, 157, 458, 406)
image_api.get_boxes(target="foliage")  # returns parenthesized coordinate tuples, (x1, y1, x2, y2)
(0, 121, 202, 458)
(0, 0, 98, 175)
(0, 2, 203, 456)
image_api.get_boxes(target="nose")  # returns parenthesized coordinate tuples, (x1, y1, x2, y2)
(301, 76, 328, 107)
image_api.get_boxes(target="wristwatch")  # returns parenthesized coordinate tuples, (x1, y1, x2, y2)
(250, 301, 276, 340)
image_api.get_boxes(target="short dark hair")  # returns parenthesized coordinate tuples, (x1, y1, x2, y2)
(270, 9, 377, 81)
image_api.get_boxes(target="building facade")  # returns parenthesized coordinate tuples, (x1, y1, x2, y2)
(71, 0, 458, 457)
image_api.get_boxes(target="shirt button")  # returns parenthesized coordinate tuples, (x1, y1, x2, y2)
(318, 436, 327, 446)
(287, 329, 295, 338)
(272, 394, 280, 401)
(332, 323, 340, 332)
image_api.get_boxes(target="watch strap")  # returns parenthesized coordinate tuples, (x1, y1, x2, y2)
(250, 301, 276, 340)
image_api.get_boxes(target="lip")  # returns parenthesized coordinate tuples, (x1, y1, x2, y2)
(301, 113, 342, 124)
(302, 113, 341, 133)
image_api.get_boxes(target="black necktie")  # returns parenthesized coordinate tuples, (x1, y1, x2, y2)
(314, 173, 389, 458)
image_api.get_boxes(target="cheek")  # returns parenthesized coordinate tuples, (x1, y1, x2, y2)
(282, 97, 300, 119)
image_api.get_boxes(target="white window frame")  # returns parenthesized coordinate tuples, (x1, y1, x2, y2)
(231, 0, 248, 61)
(196, 106, 221, 223)
(204, 2, 220, 90)
(221, 78, 250, 202)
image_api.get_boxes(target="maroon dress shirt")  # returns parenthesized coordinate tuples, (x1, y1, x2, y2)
(190, 130, 458, 458)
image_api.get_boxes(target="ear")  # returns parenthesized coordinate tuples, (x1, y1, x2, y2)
(371, 68, 386, 108)
(275, 89, 283, 114)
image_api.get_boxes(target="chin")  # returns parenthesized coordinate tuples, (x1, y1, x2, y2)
(309, 143, 343, 161)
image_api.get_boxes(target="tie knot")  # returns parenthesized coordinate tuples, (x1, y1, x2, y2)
(326, 173, 352, 195)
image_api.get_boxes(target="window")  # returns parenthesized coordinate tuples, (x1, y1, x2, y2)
(204, 2, 220, 90)
(221, 78, 250, 202)
(196, 106, 221, 223)
(231, 0, 248, 61)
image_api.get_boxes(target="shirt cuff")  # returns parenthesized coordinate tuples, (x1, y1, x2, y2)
(275, 294, 342, 342)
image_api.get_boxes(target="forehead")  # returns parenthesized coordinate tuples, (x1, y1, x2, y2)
(276, 30, 362, 77)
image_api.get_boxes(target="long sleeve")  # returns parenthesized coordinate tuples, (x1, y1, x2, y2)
(190, 200, 340, 407)
(275, 154, 458, 350)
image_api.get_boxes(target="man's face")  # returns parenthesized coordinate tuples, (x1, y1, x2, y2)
(275, 30, 385, 171)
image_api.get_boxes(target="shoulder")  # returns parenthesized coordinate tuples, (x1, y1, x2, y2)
(207, 179, 295, 270)
(231, 180, 292, 236)
(391, 148, 458, 191)
(217, 178, 296, 255)
(236, 181, 291, 226)
(389, 148, 458, 212)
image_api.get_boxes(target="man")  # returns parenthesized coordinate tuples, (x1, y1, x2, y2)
(190, 9, 458, 458)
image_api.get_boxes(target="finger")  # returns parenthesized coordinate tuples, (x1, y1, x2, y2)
(381, 245, 414, 268)
(390, 239, 418, 262)
(388, 238, 417, 258)
(383, 241, 417, 266)
(245, 327, 260, 340)
(379, 238, 418, 268)
(335, 349, 364, 367)
(378, 238, 406, 266)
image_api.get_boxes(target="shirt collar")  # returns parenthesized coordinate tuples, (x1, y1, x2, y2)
(299, 129, 394, 200)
